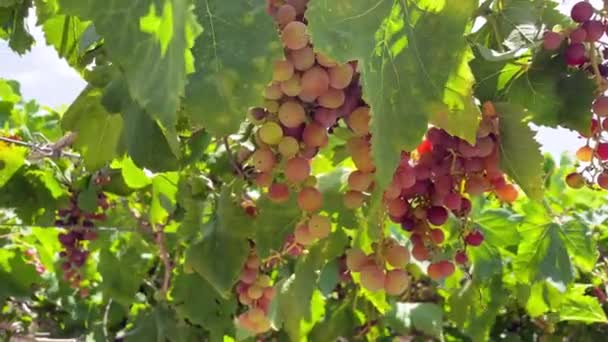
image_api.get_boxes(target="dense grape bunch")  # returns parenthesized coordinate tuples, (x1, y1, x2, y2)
(543, 1, 608, 190)
(54, 175, 109, 296)
(234, 251, 275, 334)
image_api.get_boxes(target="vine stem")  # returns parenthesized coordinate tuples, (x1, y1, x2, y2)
(0, 135, 80, 159)
(223, 136, 247, 179)
(156, 224, 172, 297)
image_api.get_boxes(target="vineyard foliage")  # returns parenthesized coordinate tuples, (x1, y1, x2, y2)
(1, 0, 608, 341)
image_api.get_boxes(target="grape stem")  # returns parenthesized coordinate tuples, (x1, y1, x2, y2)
(156, 223, 172, 298)
(0, 135, 80, 159)
(223, 136, 247, 179)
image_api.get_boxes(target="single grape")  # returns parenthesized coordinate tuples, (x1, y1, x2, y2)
(285, 157, 311, 183)
(263, 99, 279, 113)
(276, 4, 296, 26)
(240, 268, 258, 284)
(264, 82, 283, 100)
(570, 27, 587, 44)
(348, 171, 374, 192)
(254, 172, 273, 188)
(464, 175, 488, 195)
(259, 121, 284, 145)
(565, 172, 585, 189)
(348, 106, 371, 136)
(384, 269, 409, 295)
(576, 145, 593, 162)
(318, 88, 345, 109)
(263, 286, 276, 300)
(427, 206, 448, 226)
(438, 260, 455, 278)
(597, 172, 608, 189)
(247, 284, 264, 300)
(316, 52, 337, 67)
(382, 242, 409, 268)
(427, 262, 444, 280)
(429, 229, 445, 244)
(443, 192, 462, 211)
(598, 143, 608, 160)
(454, 250, 468, 264)
(346, 248, 369, 272)
(251, 148, 276, 172)
(298, 87, 318, 103)
(289, 46, 315, 71)
(328, 64, 354, 89)
(308, 214, 331, 239)
(543, 31, 562, 50)
(280, 73, 302, 97)
(281, 21, 309, 50)
(411, 243, 430, 261)
(301, 66, 330, 97)
(294, 223, 315, 246)
(278, 136, 300, 158)
(302, 122, 329, 147)
(593, 96, 608, 116)
(344, 190, 365, 209)
(571, 1, 594, 23)
(286, 0, 307, 15)
(297, 186, 323, 212)
(386, 198, 408, 219)
(602, 118, 608, 131)
(268, 183, 290, 203)
(564, 43, 587, 65)
(494, 183, 518, 203)
(584, 20, 604, 41)
(278, 100, 306, 128)
(273, 59, 294, 82)
(314, 107, 338, 128)
(464, 230, 484, 246)
(359, 264, 386, 292)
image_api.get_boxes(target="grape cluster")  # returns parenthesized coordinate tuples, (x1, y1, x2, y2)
(543, 2, 608, 190)
(249, 0, 362, 248)
(345, 238, 410, 295)
(344, 103, 517, 280)
(55, 182, 108, 294)
(235, 251, 275, 334)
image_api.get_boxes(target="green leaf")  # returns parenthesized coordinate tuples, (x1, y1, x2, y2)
(0, 249, 39, 302)
(0, 145, 26, 187)
(183, 0, 282, 136)
(494, 102, 544, 200)
(77, 185, 98, 213)
(309, 299, 359, 341)
(98, 242, 151, 307)
(308, 0, 479, 189)
(149, 172, 178, 224)
(474, 208, 521, 248)
(120, 100, 179, 171)
(125, 306, 178, 342)
(172, 272, 236, 337)
(41, 13, 92, 67)
(469, 243, 502, 282)
(507, 51, 595, 134)
(514, 222, 574, 288)
(560, 285, 608, 323)
(185, 188, 251, 296)
(59, 0, 202, 125)
(0, 1, 34, 54)
(119, 156, 151, 189)
(254, 196, 301, 259)
(61, 86, 123, 170)
(317, 168, 356, 229)
(559, 219, 598, 273)
(386, 302, 443, 339)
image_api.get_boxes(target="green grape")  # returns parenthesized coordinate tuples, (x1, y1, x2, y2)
(307, 214, 331, 239)
(278, 100, 306, 128)
(259, 121, 284, 145)
(264, 82, 283, 100)
(273, 60, 294, 82)
(278, 136, 300, 158)
(280, 73, 302, 97)
(316, 52, 337, 67)
(348, 106, 370, 136)
(318, 88, 345, 109)
(382, 241, 409, 268)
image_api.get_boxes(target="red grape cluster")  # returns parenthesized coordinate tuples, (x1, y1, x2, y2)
(543, 2, 608, 190)
(55, 185, 108, 294)
(345, 103, 518, 280)
(248, 0, 363, 248)
(235, 251, 275, 334)
(345, 238, 410, 294)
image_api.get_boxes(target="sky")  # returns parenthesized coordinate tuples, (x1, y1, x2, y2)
(0, 1, 598, 159)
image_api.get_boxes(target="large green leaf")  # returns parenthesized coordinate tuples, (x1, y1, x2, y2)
(125, 306, 178, 342)
(39, 9, 92, 67)
(317, 168, 356, 229)
(172, 272, 236, 338)
(494, 102, 544, 200)
(183, 0, 282, 136)
(386, 302, 444, 339)
(61, 86, 124, 170)
(307, 0, 478, 189)
(474, 208, 521, 248)
(0, 1, 34, 54)
(149, 172, 178, 224)
(0, 144, 26, 187)
(507, 51, 595, 134)
(514, 221, 574, 288)
(559, 285, 608, 323)
(309, 299, 359, 341)
(59, 0, 202, 125)
(185, 188, 252, 296)
(0, 249, 39, 303)
(559, 219, 598, 273)
(253, 196, 302, 259)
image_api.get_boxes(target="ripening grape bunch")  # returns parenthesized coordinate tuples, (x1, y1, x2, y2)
(235, 251, 275, 334)
(343, 103, 518, 283)
(543, 1, 608, 190)
(55, 180, 108, 295)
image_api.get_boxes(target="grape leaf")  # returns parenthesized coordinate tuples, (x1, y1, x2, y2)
(473, 208, 521, 248)
(254, 196, 301, 259)
(506, 51, 595, 134)
(0, 249, 39, 303)
(59, 0, 202, 125)
(125, 306, 178, 342)
(514, 221, 574, 288)
(559, 285, 608, 323)
(0, 1, 34, 54)
(40, 12, 92, 67)
(307, 0, 479, 189)
(494, 102, 544, 200)
(149, 172, 178, 224)
(559, 218, 598, 273)
(118, 157, 151, 189)
(172, 272, 236, 337)
(386, 302, 444, 339)
(61, 86, 123, 171)
(317, 168, 356, 229)
(183, 0, 282, 136)
(0, 144, 26, 187)
(309, 299, 359, 341)
(185, 188, 252, 296)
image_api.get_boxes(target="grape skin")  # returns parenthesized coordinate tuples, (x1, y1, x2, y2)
(281, 21, 309, 50)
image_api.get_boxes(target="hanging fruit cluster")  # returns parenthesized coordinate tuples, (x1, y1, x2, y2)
(235, 251, 275, 334)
